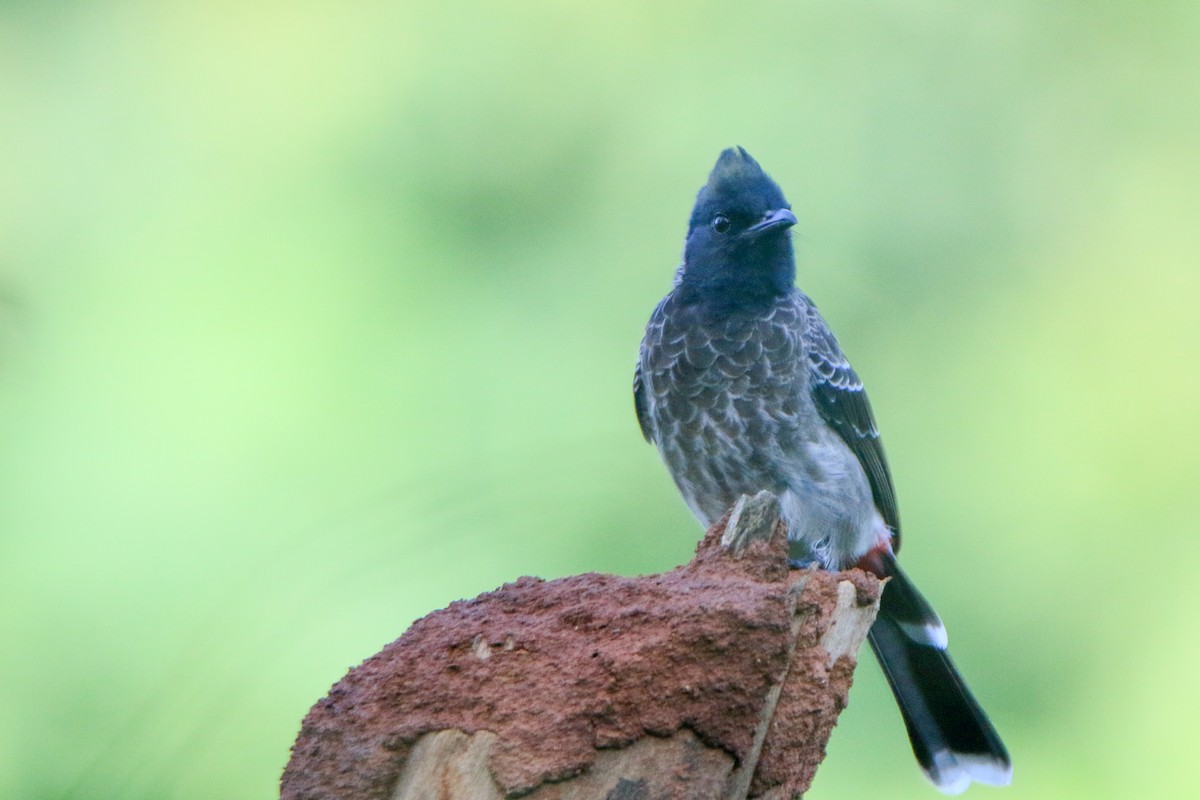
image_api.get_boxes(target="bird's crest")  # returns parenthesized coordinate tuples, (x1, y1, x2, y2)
(707, 146, 765, 189)
(690, 147, 787, 230)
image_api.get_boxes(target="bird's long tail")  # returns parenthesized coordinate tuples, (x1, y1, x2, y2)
(867, 557, 1012, 794)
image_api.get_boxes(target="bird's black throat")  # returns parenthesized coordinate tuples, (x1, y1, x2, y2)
(676, 231, 796, 317)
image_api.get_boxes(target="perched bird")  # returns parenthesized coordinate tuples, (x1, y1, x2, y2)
(634, 147, 1012, 793)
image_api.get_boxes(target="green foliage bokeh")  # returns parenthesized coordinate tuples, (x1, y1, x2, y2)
(2, 2, 1198, 798)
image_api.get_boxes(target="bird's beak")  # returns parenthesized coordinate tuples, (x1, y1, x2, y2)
(745, 208, 797, 237)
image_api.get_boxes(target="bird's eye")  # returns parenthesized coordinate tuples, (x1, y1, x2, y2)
(711, 214, 731, 234)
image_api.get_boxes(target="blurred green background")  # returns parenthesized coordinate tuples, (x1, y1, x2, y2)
(2, 1, 1197, 798)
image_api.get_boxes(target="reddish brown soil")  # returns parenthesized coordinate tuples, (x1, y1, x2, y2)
(281, 517, 879, 799)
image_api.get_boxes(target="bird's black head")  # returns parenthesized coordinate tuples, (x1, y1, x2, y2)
(677, 147, 797, 311)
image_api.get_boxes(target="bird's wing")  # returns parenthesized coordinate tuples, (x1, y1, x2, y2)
(634, 298, 669, 444)
(633, 358, 654, 443)
(803, 297, 902, 543)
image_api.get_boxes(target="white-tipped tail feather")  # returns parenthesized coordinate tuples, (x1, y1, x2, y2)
(927, 750, 1014, 794)
(899, 618, 949, 650)
(871, 565, 1011, 793)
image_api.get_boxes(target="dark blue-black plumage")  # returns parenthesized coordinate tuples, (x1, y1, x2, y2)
(635, 147, 1011, 793)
